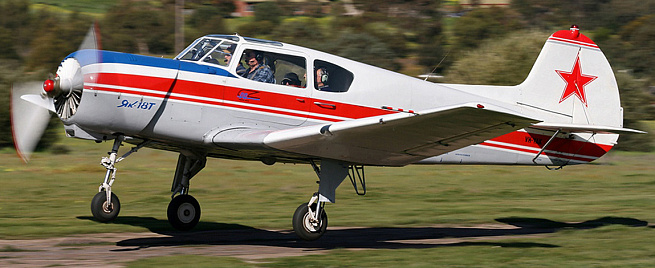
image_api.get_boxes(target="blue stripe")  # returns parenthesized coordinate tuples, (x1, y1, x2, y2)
(66, 50, 236, 78)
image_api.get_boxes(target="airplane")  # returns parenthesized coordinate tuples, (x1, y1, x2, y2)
(11, 25, 644, 241)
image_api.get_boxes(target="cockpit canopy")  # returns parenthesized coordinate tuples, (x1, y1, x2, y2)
(174, 35, 240, 66)
(174, 35, 354, 93)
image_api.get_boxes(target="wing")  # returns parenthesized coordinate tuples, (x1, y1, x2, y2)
(258, 102, 540, 166)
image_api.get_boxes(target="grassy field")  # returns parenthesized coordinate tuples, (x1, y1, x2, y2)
(2, 127, 655, 266)
(30, 0, 118, 15)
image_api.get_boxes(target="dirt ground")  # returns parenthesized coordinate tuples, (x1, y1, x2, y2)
(0, 223, 562, 267)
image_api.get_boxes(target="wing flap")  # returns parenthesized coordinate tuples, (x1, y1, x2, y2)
(529, 122, 646, 134)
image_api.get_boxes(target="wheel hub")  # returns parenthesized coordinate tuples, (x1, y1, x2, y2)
(102, 201, 113, 214)
(302, 212, 321, 232)
(177, 203, 196, 223)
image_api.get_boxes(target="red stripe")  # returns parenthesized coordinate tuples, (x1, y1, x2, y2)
(479, 141, 597, 162)
(483, 131, 612, 160)
(87, 72, 395, 122)
(92, 85, 343, 122)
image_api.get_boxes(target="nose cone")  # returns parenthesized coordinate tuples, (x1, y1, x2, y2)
(43, 79, 55, 93)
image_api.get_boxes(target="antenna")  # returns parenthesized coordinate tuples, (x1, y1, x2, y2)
(424, 50, 450, 81)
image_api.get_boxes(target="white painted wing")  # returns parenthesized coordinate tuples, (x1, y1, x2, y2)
(263, 102, 541, 166)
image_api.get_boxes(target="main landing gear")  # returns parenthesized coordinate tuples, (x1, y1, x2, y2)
(292, 159, 366, 241)
(167, 152, 206, 230)
(90, 135, 207, 231)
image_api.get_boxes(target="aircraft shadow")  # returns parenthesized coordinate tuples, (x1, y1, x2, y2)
(79, 216, 648, 251)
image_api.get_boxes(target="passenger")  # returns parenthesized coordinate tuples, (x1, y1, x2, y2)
(316, 67, 331, 91)
(242, 51, 275, 84)
(223, 45, 246, 76)
(281, 72, 302, 87)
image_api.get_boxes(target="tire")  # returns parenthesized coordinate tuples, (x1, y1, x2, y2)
(167, 195, 201, 231)
(91, 191, 121, 222)
(292, 202, 327, 241)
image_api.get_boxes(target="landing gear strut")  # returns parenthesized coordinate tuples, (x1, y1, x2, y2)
(91, 135, 123, 222)
(167, 152, 206, 230)
(90, 135, 149, 222)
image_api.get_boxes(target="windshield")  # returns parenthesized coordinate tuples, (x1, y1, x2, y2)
(175, 37, 239, 67)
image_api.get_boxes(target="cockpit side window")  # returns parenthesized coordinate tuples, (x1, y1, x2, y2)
(239, 49, 306, 86)
(313, 60, 354, 93)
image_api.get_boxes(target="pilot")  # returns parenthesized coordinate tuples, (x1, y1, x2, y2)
(281, 72, 302, 87)
(316, 67, 331, 91)
(242, 50, 275, 84)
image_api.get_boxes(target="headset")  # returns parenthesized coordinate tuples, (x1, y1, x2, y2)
(317, 67, 329, 83)
(244, 51, 263, 63)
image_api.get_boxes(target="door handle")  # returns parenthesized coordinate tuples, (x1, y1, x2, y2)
(314, 102, 336, 109)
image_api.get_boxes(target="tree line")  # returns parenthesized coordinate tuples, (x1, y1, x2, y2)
(0, 0, 653, 151)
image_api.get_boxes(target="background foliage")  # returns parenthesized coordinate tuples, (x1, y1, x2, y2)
(0, 0, 654, 152)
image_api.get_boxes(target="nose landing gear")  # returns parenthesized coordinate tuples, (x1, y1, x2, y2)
(89, 135, 149, 223)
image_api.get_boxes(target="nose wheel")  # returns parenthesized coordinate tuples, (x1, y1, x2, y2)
(89, 136, 149, 223)
(90, 191, 120, 222)
(167, 194, 201, 231)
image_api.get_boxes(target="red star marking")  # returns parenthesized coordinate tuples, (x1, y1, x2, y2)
(556, 55, 597, 107)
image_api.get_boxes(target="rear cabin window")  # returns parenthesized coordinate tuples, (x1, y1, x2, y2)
(313, 60, 354, 93)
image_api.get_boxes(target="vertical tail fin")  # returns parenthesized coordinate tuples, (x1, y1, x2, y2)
(518, 26, 623, 129)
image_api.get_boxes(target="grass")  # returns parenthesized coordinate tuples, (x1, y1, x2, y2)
(127, 256, 257, 268)
(30, 0, 118, 15)
(2, 126, 655, 267)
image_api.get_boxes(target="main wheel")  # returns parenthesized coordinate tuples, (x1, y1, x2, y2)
(292, 202, 328, 241)
(91, 191, 121, 222)
(167, 195, 201, 231)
